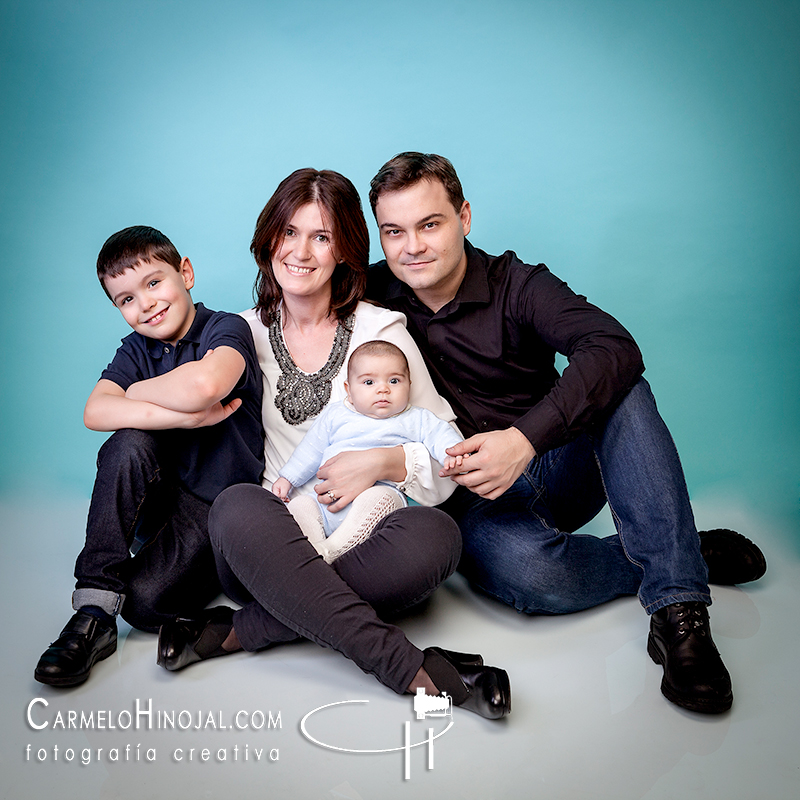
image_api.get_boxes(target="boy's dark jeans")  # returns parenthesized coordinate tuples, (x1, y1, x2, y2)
(73, 429, 221, 633)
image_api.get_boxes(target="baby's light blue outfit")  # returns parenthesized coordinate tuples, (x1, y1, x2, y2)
(279, 401, 463, 535)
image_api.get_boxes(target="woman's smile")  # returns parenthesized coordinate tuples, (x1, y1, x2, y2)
(272, 203, 339, 298)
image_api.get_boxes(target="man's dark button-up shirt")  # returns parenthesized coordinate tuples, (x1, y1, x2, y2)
(366, 242, 645, 456)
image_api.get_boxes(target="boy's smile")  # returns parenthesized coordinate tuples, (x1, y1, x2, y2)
(104, 257, 196, 344)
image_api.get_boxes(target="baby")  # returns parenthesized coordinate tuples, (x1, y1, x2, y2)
(273, 340, 465, 562)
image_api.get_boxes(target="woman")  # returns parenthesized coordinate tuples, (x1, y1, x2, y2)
(157, 169, 510, 719)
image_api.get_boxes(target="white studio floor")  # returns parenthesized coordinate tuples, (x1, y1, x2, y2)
(1, 492, 798, 800)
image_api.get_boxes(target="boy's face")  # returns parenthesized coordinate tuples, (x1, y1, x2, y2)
(104, 258, 196, 344)
(345, 352, 411, 419)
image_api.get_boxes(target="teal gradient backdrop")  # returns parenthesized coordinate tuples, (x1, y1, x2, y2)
(1, 1, 798, 530)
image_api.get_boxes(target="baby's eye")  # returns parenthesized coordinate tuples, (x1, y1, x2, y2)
(389, 378, 400, 384)
(148, 279, 160, 288)
(363, 379, 374, 385)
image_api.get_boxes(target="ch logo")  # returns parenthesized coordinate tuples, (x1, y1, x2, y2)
(300, 690, 454, 780)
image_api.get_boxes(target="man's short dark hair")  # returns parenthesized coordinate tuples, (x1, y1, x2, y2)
(97, 226, 182, 299)
(369, 152, 465, 215)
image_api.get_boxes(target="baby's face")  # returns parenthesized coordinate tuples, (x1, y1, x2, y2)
(345, 353, 411, 419)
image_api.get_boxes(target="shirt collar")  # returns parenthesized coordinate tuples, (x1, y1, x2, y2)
(145, 302, 210, 359)
(450, 241, 491, 308)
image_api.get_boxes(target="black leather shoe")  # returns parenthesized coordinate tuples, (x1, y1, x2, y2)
(35, 611, 117, 687)
(699, 529, 767, 585)
(157, 606, 235, 672)
(423, 647, 511, 720)
(648, 602, 732, 714)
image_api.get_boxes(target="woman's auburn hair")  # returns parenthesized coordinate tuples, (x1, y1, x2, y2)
(251, 168, 369, 325)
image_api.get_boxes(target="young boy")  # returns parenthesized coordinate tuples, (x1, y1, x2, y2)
(272, 340, 464, 562)
(34, 226, 264, 687)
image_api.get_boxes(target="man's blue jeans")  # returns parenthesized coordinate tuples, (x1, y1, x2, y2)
(444, 379, 711, 615)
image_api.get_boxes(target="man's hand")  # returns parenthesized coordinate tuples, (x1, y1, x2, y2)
(440, 427, 535, 500)
(315, 446, 406, 512)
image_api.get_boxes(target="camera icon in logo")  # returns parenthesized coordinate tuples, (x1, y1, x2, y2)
(413, 688, 453, 720)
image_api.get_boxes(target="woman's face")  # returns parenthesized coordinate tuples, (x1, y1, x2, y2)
(272, 202, 340, 302)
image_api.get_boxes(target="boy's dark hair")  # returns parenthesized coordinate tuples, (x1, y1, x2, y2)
(347, 340, 410, 380)
(368, 152, 465, 215)
(251, 169, 369, 325)
(97, 226, 182, 300)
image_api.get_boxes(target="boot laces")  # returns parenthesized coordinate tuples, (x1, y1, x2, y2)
(674, 604, 708, 637)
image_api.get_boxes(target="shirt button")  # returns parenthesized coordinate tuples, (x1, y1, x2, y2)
(164, 347, 170, 354)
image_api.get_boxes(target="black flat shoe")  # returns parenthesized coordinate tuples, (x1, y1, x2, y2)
(699, 529, 767, 585)
(648, 602, 732, 714)
(423, 647, 511, 720)
(35, 611, 117, 687)
(157, 606, 235, 672)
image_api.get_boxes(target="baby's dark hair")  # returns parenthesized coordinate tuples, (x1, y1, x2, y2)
(347, 340, 410, 380)
(97, 226, 182, 300)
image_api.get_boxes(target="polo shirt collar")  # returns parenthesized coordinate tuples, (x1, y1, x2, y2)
(145, 302, 209, 359)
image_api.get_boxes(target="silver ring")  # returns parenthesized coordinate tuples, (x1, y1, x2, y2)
(327, 491, 337, 500)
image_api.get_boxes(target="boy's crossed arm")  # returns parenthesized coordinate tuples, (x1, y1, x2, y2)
(84, 347, 245, 432)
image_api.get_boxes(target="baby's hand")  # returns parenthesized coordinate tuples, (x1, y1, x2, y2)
(272, 477, 292, 502)
(442, 453, 469, 472)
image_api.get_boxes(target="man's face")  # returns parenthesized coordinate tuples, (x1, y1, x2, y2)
(375, 179, 471, 308)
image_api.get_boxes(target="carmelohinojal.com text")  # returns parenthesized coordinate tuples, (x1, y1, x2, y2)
(25, 697, 281, 766)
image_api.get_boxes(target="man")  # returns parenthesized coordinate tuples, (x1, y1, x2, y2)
(365, 152, 766, 714)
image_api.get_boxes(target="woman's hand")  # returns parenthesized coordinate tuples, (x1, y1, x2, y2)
(315, 446, 406, 512)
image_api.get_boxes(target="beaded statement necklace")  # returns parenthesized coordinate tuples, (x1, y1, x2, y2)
(268, 308, 355, 425)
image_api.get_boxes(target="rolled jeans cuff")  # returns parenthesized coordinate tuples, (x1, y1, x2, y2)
(73, 588, 125, 616)
(643, 591, 712, 615)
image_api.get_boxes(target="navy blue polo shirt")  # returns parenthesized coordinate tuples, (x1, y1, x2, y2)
(100, 303, 265, 503)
